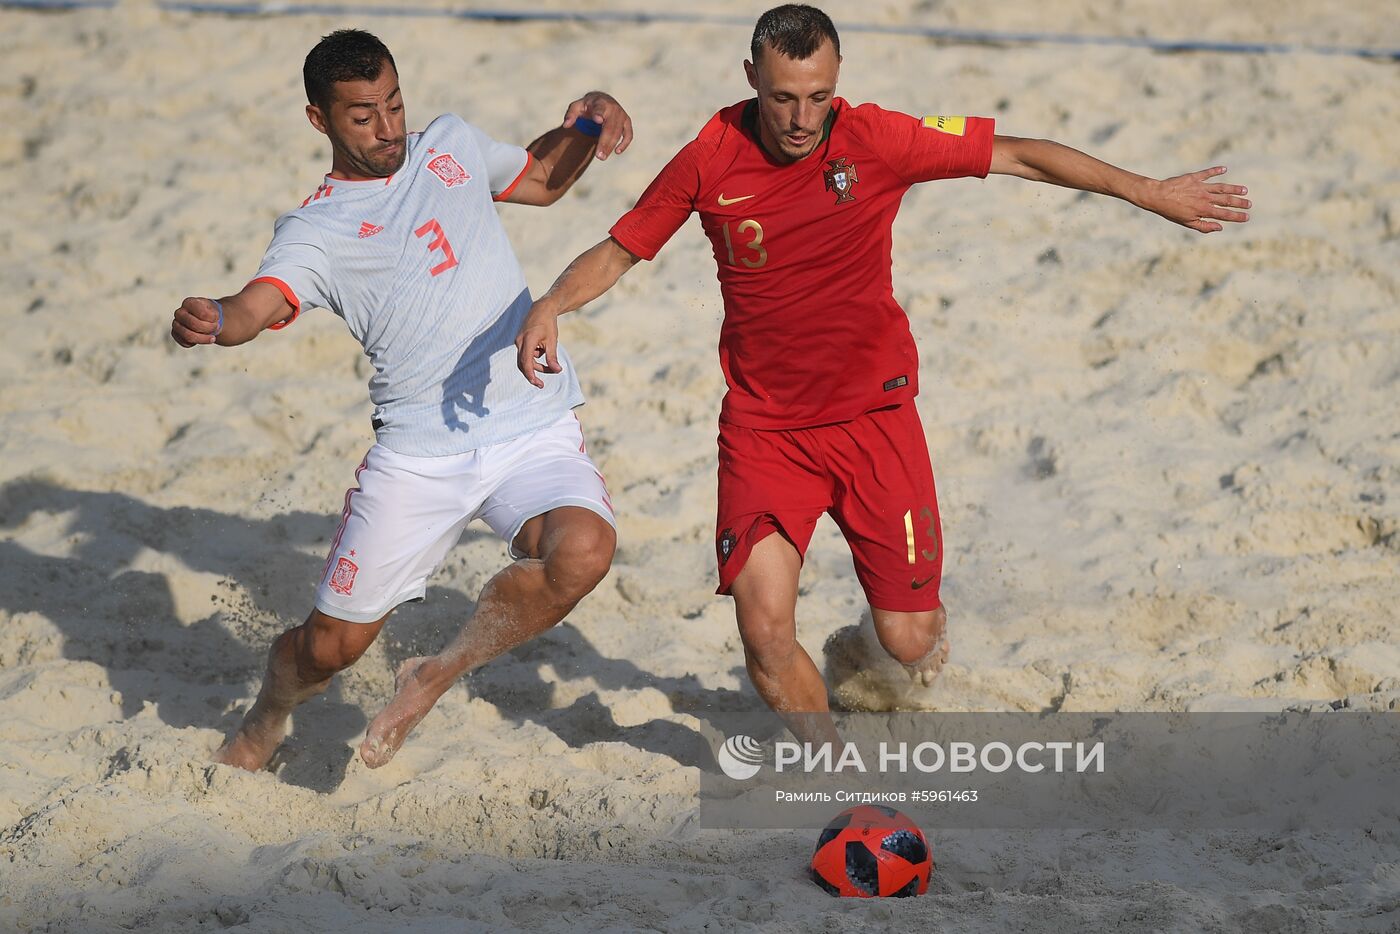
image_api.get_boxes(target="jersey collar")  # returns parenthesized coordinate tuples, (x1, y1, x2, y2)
(324, 169, 398, 187)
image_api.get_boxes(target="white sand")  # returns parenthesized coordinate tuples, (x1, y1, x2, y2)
(2, 1, 1398, 931)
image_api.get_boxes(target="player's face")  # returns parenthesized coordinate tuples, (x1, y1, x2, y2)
(744, 39, 840, 163)
(307, 63, 408, 180)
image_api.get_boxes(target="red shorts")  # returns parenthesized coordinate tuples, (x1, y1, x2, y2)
(715, 402, 943, 612)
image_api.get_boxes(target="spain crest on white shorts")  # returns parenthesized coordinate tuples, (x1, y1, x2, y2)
(328, 555, 359, 596)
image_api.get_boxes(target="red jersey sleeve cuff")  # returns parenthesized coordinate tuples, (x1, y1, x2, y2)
(973, 116, 996, 178)
(493, 151, 534, 202)
(250, 276, 301, 330)
(607, 222, 659, 262)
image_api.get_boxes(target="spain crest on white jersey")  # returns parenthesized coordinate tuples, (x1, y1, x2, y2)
(427, 152, 472, 188)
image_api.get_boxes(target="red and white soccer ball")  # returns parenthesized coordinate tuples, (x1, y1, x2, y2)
(809, 804, 933, 897)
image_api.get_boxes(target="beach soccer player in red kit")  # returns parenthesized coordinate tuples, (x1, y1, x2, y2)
(515, 4, 1250, 743)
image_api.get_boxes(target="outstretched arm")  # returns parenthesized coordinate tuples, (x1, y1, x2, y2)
(501, 92, 634, 207)
(989, 136, 1250, 234)
(515, 236, 641, 387)
(170, 280, 294, 348)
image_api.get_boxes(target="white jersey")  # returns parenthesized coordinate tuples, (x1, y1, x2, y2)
(252, 113, 583, 456)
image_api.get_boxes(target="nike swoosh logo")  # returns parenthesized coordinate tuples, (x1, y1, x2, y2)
(911, 575, 937, 590)
(717, 193, 756, 206)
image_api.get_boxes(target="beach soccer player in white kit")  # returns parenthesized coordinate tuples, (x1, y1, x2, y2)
(170, 29, 633, 771)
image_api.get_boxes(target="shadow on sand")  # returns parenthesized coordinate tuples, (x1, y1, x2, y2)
(0, 478, 742, 792)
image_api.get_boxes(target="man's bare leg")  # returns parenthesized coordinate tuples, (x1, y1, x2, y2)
(360, 506, 614, 768)
(871, 605, 949, 687)
(215, 610, 386, 771)
(731, 532, 841, 748)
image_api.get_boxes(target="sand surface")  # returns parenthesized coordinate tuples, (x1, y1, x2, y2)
(2, 1, 1398, 931)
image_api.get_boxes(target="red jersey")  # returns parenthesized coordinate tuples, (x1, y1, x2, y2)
(610, 99, 994, 429)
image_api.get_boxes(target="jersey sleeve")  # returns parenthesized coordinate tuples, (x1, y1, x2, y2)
(608, 139, 707, 261)
(460, 120, 531, 199)
(858, 104, 995, 185)
(250, 213, 334, 328)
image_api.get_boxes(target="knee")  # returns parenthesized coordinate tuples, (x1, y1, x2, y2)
(873, 606, 946, 665)
(294, 614, 379, 678)
(542, 517, 616, 601)
(737, 605, 797, 666)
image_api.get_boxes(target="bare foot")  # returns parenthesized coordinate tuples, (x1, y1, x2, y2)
(213, 704, 288, 772)
(903, 636, 951, 687)
(360, 656, 448, 768)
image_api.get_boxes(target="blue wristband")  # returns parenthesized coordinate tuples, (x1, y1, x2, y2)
(573, 116, 602, 138)
(212, 299, 224, 338)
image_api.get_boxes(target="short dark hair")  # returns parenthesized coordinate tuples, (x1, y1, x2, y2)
(303, 28, 398, 111)
(750, 4, 840, 61)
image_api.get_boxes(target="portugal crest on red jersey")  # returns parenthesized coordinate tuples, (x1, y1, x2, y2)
(823, 157, 859, 204)
(427, 152, 472, 188)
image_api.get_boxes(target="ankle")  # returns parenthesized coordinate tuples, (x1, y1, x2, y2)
(415, 658, 460, 696)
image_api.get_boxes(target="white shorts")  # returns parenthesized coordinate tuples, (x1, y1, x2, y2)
(315, 412, 615, 624)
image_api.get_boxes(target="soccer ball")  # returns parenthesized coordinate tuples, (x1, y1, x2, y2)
(809, 804, 933, 897)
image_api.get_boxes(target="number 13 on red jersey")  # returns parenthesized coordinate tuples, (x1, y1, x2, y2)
(721, 219, 767, 269)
